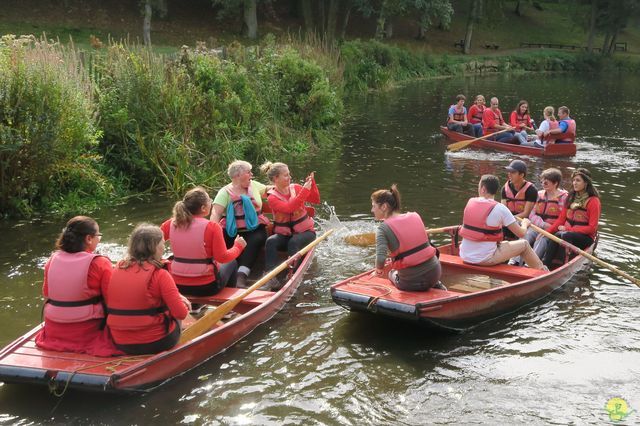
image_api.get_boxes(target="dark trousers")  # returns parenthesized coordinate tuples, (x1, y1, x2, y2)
(265, 231, 316, 271)
(176, 260, 238, 296)
(447, 122, 474, 136)
(115, 319, 181, 355)
(543, 232, 593, 267)
(488, 131, 518, 144)
(224, 225, 267, 270)
(471, 123, 483, 137)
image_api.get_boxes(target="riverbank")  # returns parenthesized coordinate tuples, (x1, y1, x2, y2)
(2, 31, 639, 218)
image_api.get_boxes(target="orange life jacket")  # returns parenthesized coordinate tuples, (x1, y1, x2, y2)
(106, 263, 171, 335)
(534, 189, 568, 225)
(385, 212, 436, 269)
(470, 105, 485, 123)
(504, 181, 534, 215)
(459, 198, 504, 242)
(552, 118, 576, 143)
(515, 112, 532, 128)
(565, 198, 591, 227)
(168, 217, 216, 282)
(268, 185, 315, 236)
(220, 185, 270, 232)
(44, 251, 105, 323)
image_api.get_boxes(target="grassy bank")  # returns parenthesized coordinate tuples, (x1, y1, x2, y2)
(2, 29, 639, 218)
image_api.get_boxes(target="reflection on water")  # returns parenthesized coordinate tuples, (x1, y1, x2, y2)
(1, 73, 640, 423)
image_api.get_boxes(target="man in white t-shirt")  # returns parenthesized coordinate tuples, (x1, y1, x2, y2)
(459, 174, 546, 270)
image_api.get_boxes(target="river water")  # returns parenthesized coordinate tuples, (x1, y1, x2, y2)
(1, 73, 639, 424)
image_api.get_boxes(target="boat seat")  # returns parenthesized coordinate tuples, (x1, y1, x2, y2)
(439, 253, 546, 280)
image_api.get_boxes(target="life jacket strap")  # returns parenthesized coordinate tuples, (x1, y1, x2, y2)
(46, 295, 102, 307)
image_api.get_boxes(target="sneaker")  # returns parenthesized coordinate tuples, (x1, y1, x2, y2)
(236, 272, 249, 289)
(259, 278, 280, 292)
(508, 259, 520, 266)
(190, 303, 206, 315)
(433, 281, 448, 291)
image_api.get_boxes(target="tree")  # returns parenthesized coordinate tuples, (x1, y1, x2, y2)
(413, 0, 454, 40)
(212, 0, 260, 39)
(463, 0, 482, 54)
(140, 0, 168, 47)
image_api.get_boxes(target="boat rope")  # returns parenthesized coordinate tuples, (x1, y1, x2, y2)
(349, 282, 393, 310)
(49, 355, 148, 399)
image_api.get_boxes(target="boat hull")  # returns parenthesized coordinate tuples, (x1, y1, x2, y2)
(0, 248, 315, 393)
(331, 244, 593, 332)
(440, 126, 577, 157)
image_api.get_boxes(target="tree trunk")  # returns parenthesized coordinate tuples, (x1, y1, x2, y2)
(464, 0, 479, 54)
(244, 0, 258, 39)
(143, 0, 152, 47)
(586, 0, 597, 53)
(319, 0, 326, 34)
(301, 0, 314, 33)
(375, 9, 386, 39)
(384, 22, 393, 39)
(607, 29, 618, 55)
(340, 3, 352, 39)
(326, 0, 338, 43)
(601, 31, 611, 56)
(514, 0, 522, 16)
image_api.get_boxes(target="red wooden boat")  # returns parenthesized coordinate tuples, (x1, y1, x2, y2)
(440, 126, 577, 157)
(331, 234, 593, 331)
(0, 249, 315, 393)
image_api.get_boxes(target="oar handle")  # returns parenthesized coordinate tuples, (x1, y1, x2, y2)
(523, 220, 640, 288)
(179, 228, 335, 344)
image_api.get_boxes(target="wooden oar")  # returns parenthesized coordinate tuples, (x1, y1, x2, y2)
(446, 128, 513, 152)
(344, 225, 459, 247)
(526, 222, 640, 287)
(178, 228, 335, 344)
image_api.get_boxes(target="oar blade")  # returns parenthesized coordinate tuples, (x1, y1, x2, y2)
(446, 139, 475, 152)
(344, 233, 376, 246)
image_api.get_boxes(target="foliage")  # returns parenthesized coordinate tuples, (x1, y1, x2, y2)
(0, 35, 115, 217)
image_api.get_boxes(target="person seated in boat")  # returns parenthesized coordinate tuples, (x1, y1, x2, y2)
(533, 106, 559, 148)
(370, 185, 443, 291)
(107, 224, 191, 355)
(447, 94, 474, 136)
(35, 216, 122, 357)
(161, 187, 247, 296)
(467, 94, 486, 138)
(543, 106, 576, 144)
(509, 100, 536, 145)
(542, 168, 600, 268)
(211, 160, 271, 288)
(460, 175, 545, 270)
(261, 161, 320, 291)
(512, 168, 568, 265)
(482, 97, 518, 144)
(501, 160, 538, 239)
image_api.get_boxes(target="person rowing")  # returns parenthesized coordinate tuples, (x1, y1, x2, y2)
(459, 175, 546, 270)
(501, 160, 538, 240)
(370, 185, 443, 291)
(161, 187, 246, 297)
(482, 97, 518, 144)
(542, 168, 600, 268)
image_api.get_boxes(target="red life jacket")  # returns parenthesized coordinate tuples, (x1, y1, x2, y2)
(459, 198, 504, 242)
(385, 212, 436, 269)
(449, 105, 466, 122)
(168, 217, 216, 281)
(44, 251, 105, 323)
(106, 263, 171, 334)
(504, 181, 534, 215)
(534, 189, 568, 225)
(552, 118, 576, 143)
(565, 197, 592, 227)
(483, 108, 505, 133)
(268, 185, 315, 236)
(220, 185, 270, 232)
(470, 105, 485, 123)
(515, 112, 532, 128)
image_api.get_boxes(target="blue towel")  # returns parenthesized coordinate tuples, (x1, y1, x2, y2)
(225, 195, 259, 237)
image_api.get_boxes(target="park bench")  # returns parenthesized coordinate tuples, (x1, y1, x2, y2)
(484, 43, 499, 50)
(454, 39, 465, 50)
(614, 42, 628, 52)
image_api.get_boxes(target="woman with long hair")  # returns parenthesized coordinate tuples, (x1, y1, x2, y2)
(161, 187, 246, 296)
(542, 168, 601, 268)
(35, 216, 121, 356)
(107, 224, 191, 355)
(371, 185, 442, 291)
